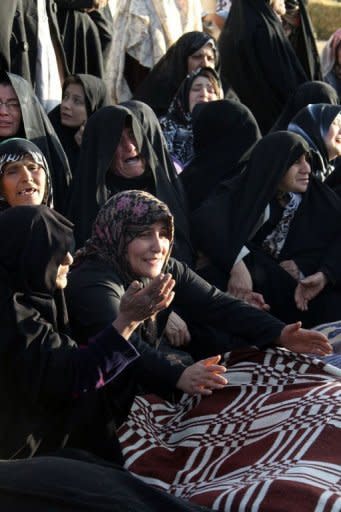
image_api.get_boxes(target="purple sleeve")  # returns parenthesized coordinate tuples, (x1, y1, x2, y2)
(72, 325, 139, 396)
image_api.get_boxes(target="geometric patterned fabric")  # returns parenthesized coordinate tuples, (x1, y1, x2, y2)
(119, 346, 341, 511)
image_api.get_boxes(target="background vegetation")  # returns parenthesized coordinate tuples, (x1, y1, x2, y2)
(308, 0, 341, 41)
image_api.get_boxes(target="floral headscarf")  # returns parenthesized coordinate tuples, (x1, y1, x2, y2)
(76, 190, 174, 284)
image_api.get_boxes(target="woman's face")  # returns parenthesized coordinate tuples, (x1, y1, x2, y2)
(278, 153, 311, 193)
(113, 126, 145, 178)
(60, 83, 87, 128)
(188, 76, 219, 113)
(0, 85, 22, 138)
(187, 43, 215, 74)
(56, 252, 73, 289)
(126, 221, 170, 278)
(324, 113, 341, 160)
(1, 155, 46, 206)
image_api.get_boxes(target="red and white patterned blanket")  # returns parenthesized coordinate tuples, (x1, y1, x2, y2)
(119, 348, 341, 511)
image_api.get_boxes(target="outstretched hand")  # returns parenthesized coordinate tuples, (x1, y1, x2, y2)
(113, 273, 175, 339)
(277, 321, 332, 356)
(176, 355, 228, 396)
(120, 273, 175, 322)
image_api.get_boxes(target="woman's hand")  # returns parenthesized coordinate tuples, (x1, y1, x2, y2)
(294, 272, 328, 311)
(165, 311, 191, 347)
(227, 260, 270, 310)
(113, 273, 175, 339)
(279, 259, 301, 280)
(176, 355, 228, 396)
(276, 321, 332, 356)
(227, 259, 253, 295)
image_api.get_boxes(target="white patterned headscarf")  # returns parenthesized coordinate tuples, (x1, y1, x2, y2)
(0, 137, 53, 207)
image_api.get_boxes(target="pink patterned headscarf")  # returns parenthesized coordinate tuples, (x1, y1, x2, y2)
(75, 190, 174, 283)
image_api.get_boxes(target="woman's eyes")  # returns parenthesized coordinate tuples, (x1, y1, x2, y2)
(62, 95, 84, 105)
(4, 165, 40, 175)
(4, 169, 18, 176)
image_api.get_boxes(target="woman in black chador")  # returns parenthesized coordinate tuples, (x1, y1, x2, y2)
(288, 103, 341, 181)
(192, 131, 341, 327)
(69, 104, 194, 265)
(49, 73, 110, 177)
(133, 31, 219, 117)
(181, 99, 261, 212)
(218, 0, 307, 134)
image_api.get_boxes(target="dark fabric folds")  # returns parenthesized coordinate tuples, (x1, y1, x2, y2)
(218, 0, 307, 133)
(181, 99, 261, 211)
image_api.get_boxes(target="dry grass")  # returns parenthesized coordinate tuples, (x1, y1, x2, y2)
(308, 0, 341, 40)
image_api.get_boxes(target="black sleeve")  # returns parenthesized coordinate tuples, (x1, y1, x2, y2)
(169, 258, 285, 348)
(66, 273, 185, 391)
(11, 294, 139, 406)
(319, 235, 341, 286)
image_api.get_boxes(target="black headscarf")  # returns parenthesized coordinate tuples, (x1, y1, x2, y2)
(218, 0, 307, 133)
(181, 99, 261, 211)
(0, 205, 73, 298)
(69, 105, 194, 265)
(133, 31, 219, 116)
(191, 131, 341, 284)
(159, 67, 224, 166)
(48, 73, 111, 176)
(0, 137, 53, 210)
(0, 71, 72, 214)
(288, 103, 341, 179)
(271, 80, 339, 132)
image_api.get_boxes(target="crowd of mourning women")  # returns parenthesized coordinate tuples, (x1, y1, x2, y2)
(0, 0, 340, 510)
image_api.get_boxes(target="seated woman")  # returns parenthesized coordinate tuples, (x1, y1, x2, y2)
(66, 189, 331, 368)
(181, 99, 261, 212)
(0, 138, 53, 210)
(48, 73, 110, 177)
(0, 204, 230, 462)
(69, 104, 193, 266)
(191, 131, 341, 327)
(133, 31, 219, 116)
(159, 67, 224, 169)
(270, 80, 339, 132)
(0, 71, 71, 214)
(288, 103, 341, 180)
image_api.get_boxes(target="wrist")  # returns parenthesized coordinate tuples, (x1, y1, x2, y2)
(112, 315, 140, 340)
